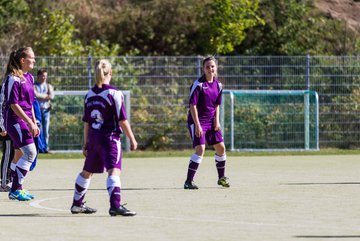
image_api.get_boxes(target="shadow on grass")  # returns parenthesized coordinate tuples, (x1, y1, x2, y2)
(0, 213, 111, 218)
(30, 187, 220, 192)
(0, 214, 42, 217)
(281, 182, 360, 186)
(294, 235, 360, 238)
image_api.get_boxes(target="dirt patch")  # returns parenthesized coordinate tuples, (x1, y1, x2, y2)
(315, 0, 360, 33)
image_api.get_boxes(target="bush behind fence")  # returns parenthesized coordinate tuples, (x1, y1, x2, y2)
(1, 55, 359, 150)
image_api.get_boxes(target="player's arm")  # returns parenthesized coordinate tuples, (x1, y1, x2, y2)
(0, 121, 6, 136)
(82, 122, 89, 157)
(214, 105, 220, 131)
(119, 120, 138, 151)
(189, 104, 202, 138)
(214, 83, 223, 131)
(189, 82, 202, 137)
(10, 104, 39, 137)
(34, 87, 48, 100)
(0, 85, 6, 135)
(0, 130, 6, 136)
(48, 84, 55, 100)
(114, 90, 137, 150)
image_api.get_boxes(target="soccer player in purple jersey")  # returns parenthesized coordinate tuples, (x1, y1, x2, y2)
(0, 47, 40, 201)
(70, 59, 138, 216)
(184, 56, 230, 189)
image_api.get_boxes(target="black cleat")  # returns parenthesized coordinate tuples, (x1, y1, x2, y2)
(217, 176, 230, 188)
(184, 180, 199, 189)
(71, 203, 97, 214)
(109, 205, 136, 216)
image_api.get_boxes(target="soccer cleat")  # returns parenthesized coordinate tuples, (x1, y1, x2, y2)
(184, 180, 199, 189)
(109, 204, 136, 216)
(8, 190, 32, 201)
(217, 176, 230, 188)
(23, 190, 35, 199)
(71, 203, 97, 214)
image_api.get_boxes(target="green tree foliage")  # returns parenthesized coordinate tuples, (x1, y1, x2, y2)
(0, 0, 123, 56)
(239, 0, 360, 55)
(110, 0, 206, 55)
(30, 9, 84, 56)
(52, 0, 124, 53)
(1, 0, 360, 150)
(2, 0, 359, 56)
(198, 0, 264, 54)
(0, 0, 29, 54)
(107, 0, 264, 55)
(84, 40, 122, 57)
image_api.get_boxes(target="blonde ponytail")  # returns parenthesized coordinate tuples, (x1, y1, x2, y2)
(94, 59, 112, 87)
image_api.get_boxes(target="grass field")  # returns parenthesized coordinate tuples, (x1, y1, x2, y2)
(1, 154, 360, 241)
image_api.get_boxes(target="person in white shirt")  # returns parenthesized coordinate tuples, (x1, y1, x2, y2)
(34, 69, 54, 153)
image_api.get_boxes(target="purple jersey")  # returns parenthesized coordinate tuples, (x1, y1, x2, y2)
(3, 73, 35, 126)
(1, 73, 35, 148)
(187, 76, 222, 126)
(83, 84, 127, 135)
(82, 84, 127, 173)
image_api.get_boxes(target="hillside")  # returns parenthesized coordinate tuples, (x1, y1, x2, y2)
(315, 0, 360, 33)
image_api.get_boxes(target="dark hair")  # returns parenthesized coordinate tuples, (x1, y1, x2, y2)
(202, 55, 217, 67)
(37, 69, 47, 76)
(3, 47, 33, 81)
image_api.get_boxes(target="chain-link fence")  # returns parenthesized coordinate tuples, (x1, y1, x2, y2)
(1, 55, 359, 150)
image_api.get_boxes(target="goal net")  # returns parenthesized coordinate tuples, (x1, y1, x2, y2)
(220, 90, 319, 151)
(50, 90, 131, 152)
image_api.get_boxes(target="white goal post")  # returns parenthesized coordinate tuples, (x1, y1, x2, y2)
(220, 90, 319, 152)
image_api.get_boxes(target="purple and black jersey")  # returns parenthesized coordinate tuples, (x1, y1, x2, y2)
(82, 84, 127, 173)
(2, 73, 35, 127)
(187, 76, 223, 126)
(187, 76, 224, 147)
(1, 73, 36, 148)
(83, 84, 127, 135)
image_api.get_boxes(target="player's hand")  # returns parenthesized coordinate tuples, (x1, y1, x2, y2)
(214, 120, 221, 131)
(34, 125, 40, 137)
(130, 138, 138, 151)
(28, 122, 40, 137)
(195, 125, 203, 138)
(82, 144, 88, 157)
(0, 131, 7, 136)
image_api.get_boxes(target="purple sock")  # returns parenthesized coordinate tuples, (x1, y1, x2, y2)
(10, 169, 15, 183)
(73, 184, 86, 206)
(215, 160, 226, 179)
(11, 167, 27, 192)
(186, 161, 199, 182)
(72, 174, 90, 207)
(109, 186, 121, 209)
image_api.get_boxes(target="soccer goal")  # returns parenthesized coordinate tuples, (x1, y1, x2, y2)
(220, 90, 319, 151)
(50, 90, 131, 152)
